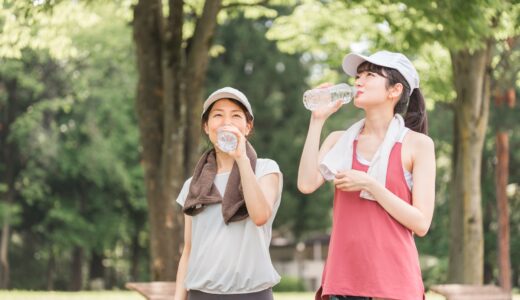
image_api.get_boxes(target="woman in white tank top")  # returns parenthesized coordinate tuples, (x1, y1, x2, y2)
(174, 87, 283, 300)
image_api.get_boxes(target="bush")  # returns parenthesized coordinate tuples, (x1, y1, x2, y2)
(273, 276, 306, 292)
(421, 256, 448, 290)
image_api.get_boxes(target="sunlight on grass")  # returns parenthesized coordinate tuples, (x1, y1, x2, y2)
(0, 291, 519, 300)
(0, 291, 144, 300)
(275, 292, 314, 299)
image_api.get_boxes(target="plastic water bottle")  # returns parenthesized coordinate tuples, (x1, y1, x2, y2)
(217, 129, 238, 152)
(303, 83, 356, 111)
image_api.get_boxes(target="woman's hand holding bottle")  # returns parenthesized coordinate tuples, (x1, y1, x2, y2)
(216, 125, 247, 160)
(306, 83, 344, 121)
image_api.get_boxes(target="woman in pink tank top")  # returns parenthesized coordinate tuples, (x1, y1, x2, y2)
(298, 51, 436, 300)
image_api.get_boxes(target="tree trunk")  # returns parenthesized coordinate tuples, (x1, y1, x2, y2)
(448, 44, 492, 284)
(134, 0, 172, 280)
(105, 266, 115, 289)
(70, 247, 84, 291)
(0, 219, 9, 289)
(184, 0, 222, 171)
(0, 79, 19, 289)
(133, 0, 222, 280)
(494, 88, 514, 291)
(89, 251, 104, 283)
(513, 266, 519, 290)
(483, 200, 494, 284)
(495, 131, 511, 290)
(492, 35, 518, 290)
(46, 248, 55, 290)
(130, 231, 141, 281)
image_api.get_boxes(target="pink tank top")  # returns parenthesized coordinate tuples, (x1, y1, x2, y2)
(316, 140, 424, 300)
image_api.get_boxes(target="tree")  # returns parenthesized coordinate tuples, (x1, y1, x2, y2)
(491, 36, 519, 291)
(2, 0, 286, 285)
(132, 0, 222, 280)
(1, 2, 147, 289)
(0, 1, 101, 287)
(132, 0, 282, 280)
(0, 56, 25, 289)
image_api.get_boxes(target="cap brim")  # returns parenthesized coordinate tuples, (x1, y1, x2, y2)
(202, 91, 254, 119)
(342, 53, 369, 76)
(206, 91, 242, 105)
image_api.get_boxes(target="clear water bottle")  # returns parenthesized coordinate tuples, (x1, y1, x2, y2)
(217, 129, 238, 152)
(303, 83, 356, 111)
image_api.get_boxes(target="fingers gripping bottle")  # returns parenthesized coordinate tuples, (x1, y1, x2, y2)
(303, 83, 356, 111)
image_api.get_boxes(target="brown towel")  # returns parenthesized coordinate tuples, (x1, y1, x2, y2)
(183, 142, 257, 224)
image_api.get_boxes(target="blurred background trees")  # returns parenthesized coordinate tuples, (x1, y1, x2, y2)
(0, 0, 519, 291)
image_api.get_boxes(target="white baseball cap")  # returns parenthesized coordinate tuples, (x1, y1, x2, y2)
(342, 50, 419, 95)
(202, 87, 254, 119)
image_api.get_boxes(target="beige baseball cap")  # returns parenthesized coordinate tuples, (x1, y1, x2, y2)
(342, 50, 419, 95)
(202, 87, 254, 119)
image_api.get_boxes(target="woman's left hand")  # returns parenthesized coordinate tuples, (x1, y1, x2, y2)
(333, 170, 375, 192)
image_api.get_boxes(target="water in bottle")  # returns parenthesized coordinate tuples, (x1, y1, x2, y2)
(217, 129, 238, 152)
(303, 83, 356, 111)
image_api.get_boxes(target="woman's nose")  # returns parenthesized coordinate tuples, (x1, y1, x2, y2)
(222, 116, 233, 126)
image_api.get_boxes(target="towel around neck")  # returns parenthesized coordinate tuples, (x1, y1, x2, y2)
(183, 142, 257, 224)
(319, 114, 406, 200)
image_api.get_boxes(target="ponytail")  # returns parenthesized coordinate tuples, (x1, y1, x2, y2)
(404, 89, 428, 134)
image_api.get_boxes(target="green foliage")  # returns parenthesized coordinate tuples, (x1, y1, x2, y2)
(421, 256, 448, 290)
(481, 95, 520, 284)
(0, 0, 101, 59)
(510, 186, 520, 287)
(273, 276, 306, 292)
(2, 1, 147, 289)
(0, 202, 21, 226)
(1, 0, 519, 290)
(266, 1, 375, 69)
(267, 0, 520, 104)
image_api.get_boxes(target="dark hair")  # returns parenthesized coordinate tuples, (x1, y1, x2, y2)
(357, 61, 428, 134)
(201, 98, 254, 135)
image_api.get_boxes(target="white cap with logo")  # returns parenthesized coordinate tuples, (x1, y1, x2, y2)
(202, 87, 254, 119)
(342, 50, 419, 95)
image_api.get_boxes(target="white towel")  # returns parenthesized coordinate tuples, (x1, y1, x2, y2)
(319, 114, 406, 200)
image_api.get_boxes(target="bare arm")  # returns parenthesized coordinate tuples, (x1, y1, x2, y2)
(236, 156, 280, 226)
(174, 215, 192, 300)
(297, 115, 326, 193)
(369, 134, 435, 236)
(297, 98, 344, 194)
(219, 124, 281, 226)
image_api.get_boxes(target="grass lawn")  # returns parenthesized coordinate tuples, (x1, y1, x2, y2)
(0, 291, 518, 299)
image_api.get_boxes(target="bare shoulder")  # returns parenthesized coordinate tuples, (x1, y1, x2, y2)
(404, 130, 435, 158)
(319, 130, 345, 158)
(324, 130, 345, 145)
(411, 131, 434, 148)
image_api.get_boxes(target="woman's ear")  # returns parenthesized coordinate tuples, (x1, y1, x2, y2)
(245, 122, 253, 137)
(389, 83, 403, 102)
(203, 122, 209, 135)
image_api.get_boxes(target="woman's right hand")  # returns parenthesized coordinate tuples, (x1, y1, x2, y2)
(310, 83, 343, 121)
